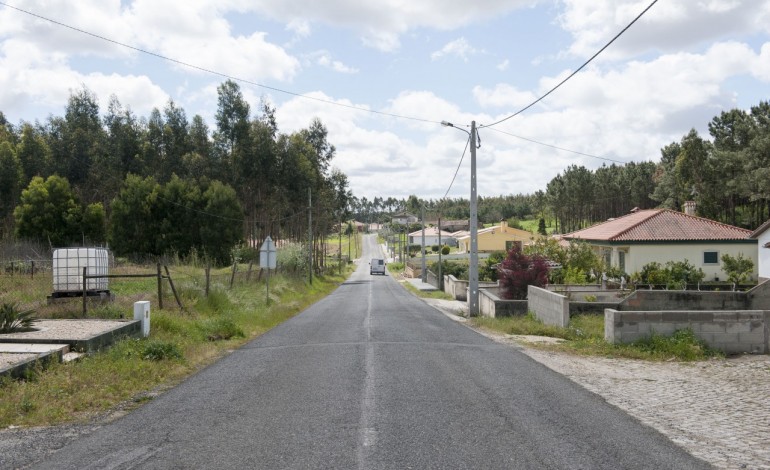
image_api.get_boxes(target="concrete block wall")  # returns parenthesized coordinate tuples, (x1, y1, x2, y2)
(444, 275, 466, 301)
(443, 276, 497, 301)
(528, 286, 569, 328)
(478, 289, 527, 318)
(619, 290, 748, 311)
(605, 309, 769, 354)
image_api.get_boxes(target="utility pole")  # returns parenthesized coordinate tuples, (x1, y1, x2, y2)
(438, 216, 442, 290)
(421, 205, 427, 283)
(469, 121, 479, 316)
(307, 188, 313, 284)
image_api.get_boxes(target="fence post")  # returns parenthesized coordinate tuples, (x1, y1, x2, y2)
(229, 260, 237, 289)
(164, 265, 183, 310)
(82, 266, 88, 316)
(31, 261, 34, 280)
(157, 263, 164, 310)
(205, 264, 210, 297)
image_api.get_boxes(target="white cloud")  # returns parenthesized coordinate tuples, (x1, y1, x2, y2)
(431, 37, 479, 62)
(316, 52, 359, 74)
(558, 0, 770, 60)
(0, 39, 167, 118)
(473, 84, 537, 109)
(497, 59, 510, 71)
(227, 0, 537, 52)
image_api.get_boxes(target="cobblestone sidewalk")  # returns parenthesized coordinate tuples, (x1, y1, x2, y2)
(424, 298, 770, 470)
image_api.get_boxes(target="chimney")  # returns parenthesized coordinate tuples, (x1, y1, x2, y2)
(500, 219, 508, 231)
(683, 201, 696, 216)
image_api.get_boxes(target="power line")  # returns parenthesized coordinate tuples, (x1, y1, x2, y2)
(482, 0, 659, 129)
(485, 127, 627, 164)
(0, 1, 441, 126)
(443, 135, 471, 199)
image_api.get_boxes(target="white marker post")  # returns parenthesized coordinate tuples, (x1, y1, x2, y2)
(260, 236, 277, 305)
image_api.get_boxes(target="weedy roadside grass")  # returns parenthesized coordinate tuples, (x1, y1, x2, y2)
(401, 280, 454, 300)
(471, 313, 723, 361)
(0, 265, 353, 428)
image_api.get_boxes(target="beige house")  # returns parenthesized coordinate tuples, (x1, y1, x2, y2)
(456, 220, 537, 253)
(561, 209, 757, 281)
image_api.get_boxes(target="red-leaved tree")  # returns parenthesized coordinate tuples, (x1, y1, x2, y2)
(498, 244, 549, 300)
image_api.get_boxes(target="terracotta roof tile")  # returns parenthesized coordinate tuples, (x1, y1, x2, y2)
(563, 209, 752, 242)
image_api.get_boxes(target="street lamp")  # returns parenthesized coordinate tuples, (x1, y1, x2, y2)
(441, 120, 479, 317)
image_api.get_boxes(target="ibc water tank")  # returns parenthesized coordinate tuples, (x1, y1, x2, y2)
(52, 248, 110, 293)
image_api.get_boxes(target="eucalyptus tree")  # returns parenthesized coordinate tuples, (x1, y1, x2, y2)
(0, 141, 23, 231)
(13, 123, 50, 187)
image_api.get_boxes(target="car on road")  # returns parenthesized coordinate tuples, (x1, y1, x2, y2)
(370, 258, 386, 275)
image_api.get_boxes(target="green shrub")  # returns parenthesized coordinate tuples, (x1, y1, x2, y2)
(633, 328, 721, 361)
(197, 317, 244, 341)
(141, 340, 183, 361)
(441, 245, 450, 255)
(0, 302, 36, 333)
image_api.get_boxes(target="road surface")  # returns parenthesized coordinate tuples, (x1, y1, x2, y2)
(29, 234, 711, 469)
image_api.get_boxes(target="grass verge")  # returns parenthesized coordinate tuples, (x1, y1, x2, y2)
(0, 266, 353, 428)
(471, 313, 724, 361)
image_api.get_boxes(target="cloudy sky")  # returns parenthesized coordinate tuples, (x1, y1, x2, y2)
(1, 0, 769, 201)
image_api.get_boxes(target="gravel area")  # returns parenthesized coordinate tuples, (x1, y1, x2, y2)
(0, 353, 36, 370)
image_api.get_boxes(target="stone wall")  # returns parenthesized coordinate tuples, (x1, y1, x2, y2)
(605, 309, 770, 354)
(528, 285, 569, 328)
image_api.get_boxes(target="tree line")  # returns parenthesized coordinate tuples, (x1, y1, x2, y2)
(355, 100, 770, 233)
(0, 80, 352, 267)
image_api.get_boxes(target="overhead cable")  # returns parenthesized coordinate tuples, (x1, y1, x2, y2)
(481, 0, 659, 129)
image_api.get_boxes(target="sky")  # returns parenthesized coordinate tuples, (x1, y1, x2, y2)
(1, 0, 769, 202)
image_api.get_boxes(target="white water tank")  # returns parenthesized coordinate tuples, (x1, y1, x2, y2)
(52, 248, 110, 293)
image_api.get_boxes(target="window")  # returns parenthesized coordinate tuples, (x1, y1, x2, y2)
(505, 241, 522, 251)
(703, 251, 719, 265)
(619, 251, 626, 272)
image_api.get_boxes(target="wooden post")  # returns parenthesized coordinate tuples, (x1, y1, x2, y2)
(205, 264, 210, 297)
(157, 263, 164, 310)
(229, 260, 237, 289)
(82, 266, 88, 316)
(164, 266, 183, 310)
(31, 261, 34, 279)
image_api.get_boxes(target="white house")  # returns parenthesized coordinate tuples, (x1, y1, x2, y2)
(562, 208, 758, 281)
(391, 212, 418, 225)
(750, 219, 770, 281)
(407, 227, 456, 247)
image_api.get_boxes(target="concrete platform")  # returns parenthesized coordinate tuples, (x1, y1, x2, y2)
(0, 319, 141, 353)
(406, 278, 439, 292)
(0, 344, 69, 379)
(0, 319, 141, 379)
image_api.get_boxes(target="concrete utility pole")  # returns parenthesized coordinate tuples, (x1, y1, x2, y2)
(469, 121, 479, 316)
(421, 206, 427, 283)
(441, 119, 479, 316)
(307, 188, 313, 284)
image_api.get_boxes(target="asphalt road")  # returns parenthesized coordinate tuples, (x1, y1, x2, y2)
(29, 234, 711, 469)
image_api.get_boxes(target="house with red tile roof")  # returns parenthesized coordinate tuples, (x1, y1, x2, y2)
(561, 209, 757, 281)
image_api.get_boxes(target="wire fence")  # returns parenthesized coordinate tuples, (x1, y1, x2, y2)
(0, 256, 310, 317)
